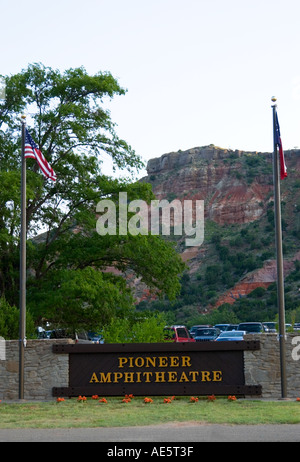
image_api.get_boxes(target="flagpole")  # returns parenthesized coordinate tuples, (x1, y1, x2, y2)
(19, 115, 27, 400)
(271, 97, 287, 399)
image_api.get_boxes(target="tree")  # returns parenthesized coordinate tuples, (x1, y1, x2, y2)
(0, 296, 34, 339)
(102, 311, 167, 343)
(0, 63, 184, 331)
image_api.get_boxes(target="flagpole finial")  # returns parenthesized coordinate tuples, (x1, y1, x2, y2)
(20, 114, 26, 124)
(271, 96, 277, 102)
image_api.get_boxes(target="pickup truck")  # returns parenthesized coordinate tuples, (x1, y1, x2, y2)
(164, 325, 196, 343)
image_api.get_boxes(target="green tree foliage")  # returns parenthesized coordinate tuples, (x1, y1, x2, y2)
(0, 296, 34, 339)
(0, 63, 184, 332)
(102, 311, 167, 343)
(189, 305, 239, 327)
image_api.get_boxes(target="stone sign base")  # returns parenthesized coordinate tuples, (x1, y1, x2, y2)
(0, 334, 299, 400)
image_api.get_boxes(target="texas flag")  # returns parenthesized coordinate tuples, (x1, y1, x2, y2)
(274, 113, 287, 180)
(24, 129, 56, 181)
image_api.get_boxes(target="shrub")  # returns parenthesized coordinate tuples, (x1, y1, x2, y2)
(0, 297, 34, 339)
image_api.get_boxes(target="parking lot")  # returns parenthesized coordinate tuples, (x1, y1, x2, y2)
(166, 321, 300, 344)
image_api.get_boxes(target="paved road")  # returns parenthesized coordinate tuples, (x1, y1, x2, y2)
(1, 422, 300, 442)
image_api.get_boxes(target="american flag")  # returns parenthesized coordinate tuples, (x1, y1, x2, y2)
(275, 113, 287, 180)
(24, 129, 56, 181)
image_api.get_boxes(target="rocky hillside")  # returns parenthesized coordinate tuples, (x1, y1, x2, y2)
(138, 145, 300, 324)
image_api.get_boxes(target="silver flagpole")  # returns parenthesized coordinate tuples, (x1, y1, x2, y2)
(19, 115, 27, 399)
(271, 97, 287, 399)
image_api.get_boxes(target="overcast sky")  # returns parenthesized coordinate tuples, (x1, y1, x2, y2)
(1, 0, 300, 177)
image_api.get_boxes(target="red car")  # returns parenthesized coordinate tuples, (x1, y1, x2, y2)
(164, 325, 196, 343)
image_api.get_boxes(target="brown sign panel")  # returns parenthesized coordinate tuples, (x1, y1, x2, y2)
(53, 341, 261, 397)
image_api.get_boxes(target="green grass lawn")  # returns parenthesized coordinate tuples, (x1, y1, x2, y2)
(1, 396, 300, 428)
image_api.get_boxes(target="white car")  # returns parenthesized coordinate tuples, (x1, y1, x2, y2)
(215, 330, 246, 341)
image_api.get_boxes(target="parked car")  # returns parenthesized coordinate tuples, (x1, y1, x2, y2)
(225, 324, 239, 331)
(293, 323, 300, 331)
(74, 331, 93, 344)
(262, 322, 277, 333)
(88, 331, 104, 344)
(164, 325, 196, 343)
(193, 327, 220, 342)
(214, 324, 230, 332)
(215, 330, 246, 341)
(49, 329, 102, 344)
(37, 327, 52, 339)
(189, 325, 211, 338)
(49, 328, 69, 339)
(237, 322, 265, 333)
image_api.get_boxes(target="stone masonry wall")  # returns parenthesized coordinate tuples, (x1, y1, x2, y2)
(0, 334, 299, 400)
(244, 333, 300, 398)
(0, 339, 71, 400)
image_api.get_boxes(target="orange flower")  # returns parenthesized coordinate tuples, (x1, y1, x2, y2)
(92, 395, 99, 400)
(125, 394, 134, 399)
(228, 395, 237, 401)
(77, 395, 87, 402)
(190, 396, 199, 403)
(207, 394, 216, 401)
(98, 398, 107, 403)
(144, 397, 153, 404)
(164, 398, 172, 403)
(122, 398, 131, 403)
(56, 397, 65, 402)
(296, 397, 300, 402)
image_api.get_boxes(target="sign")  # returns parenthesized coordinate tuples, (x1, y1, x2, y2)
(53, 341, 261, 397)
